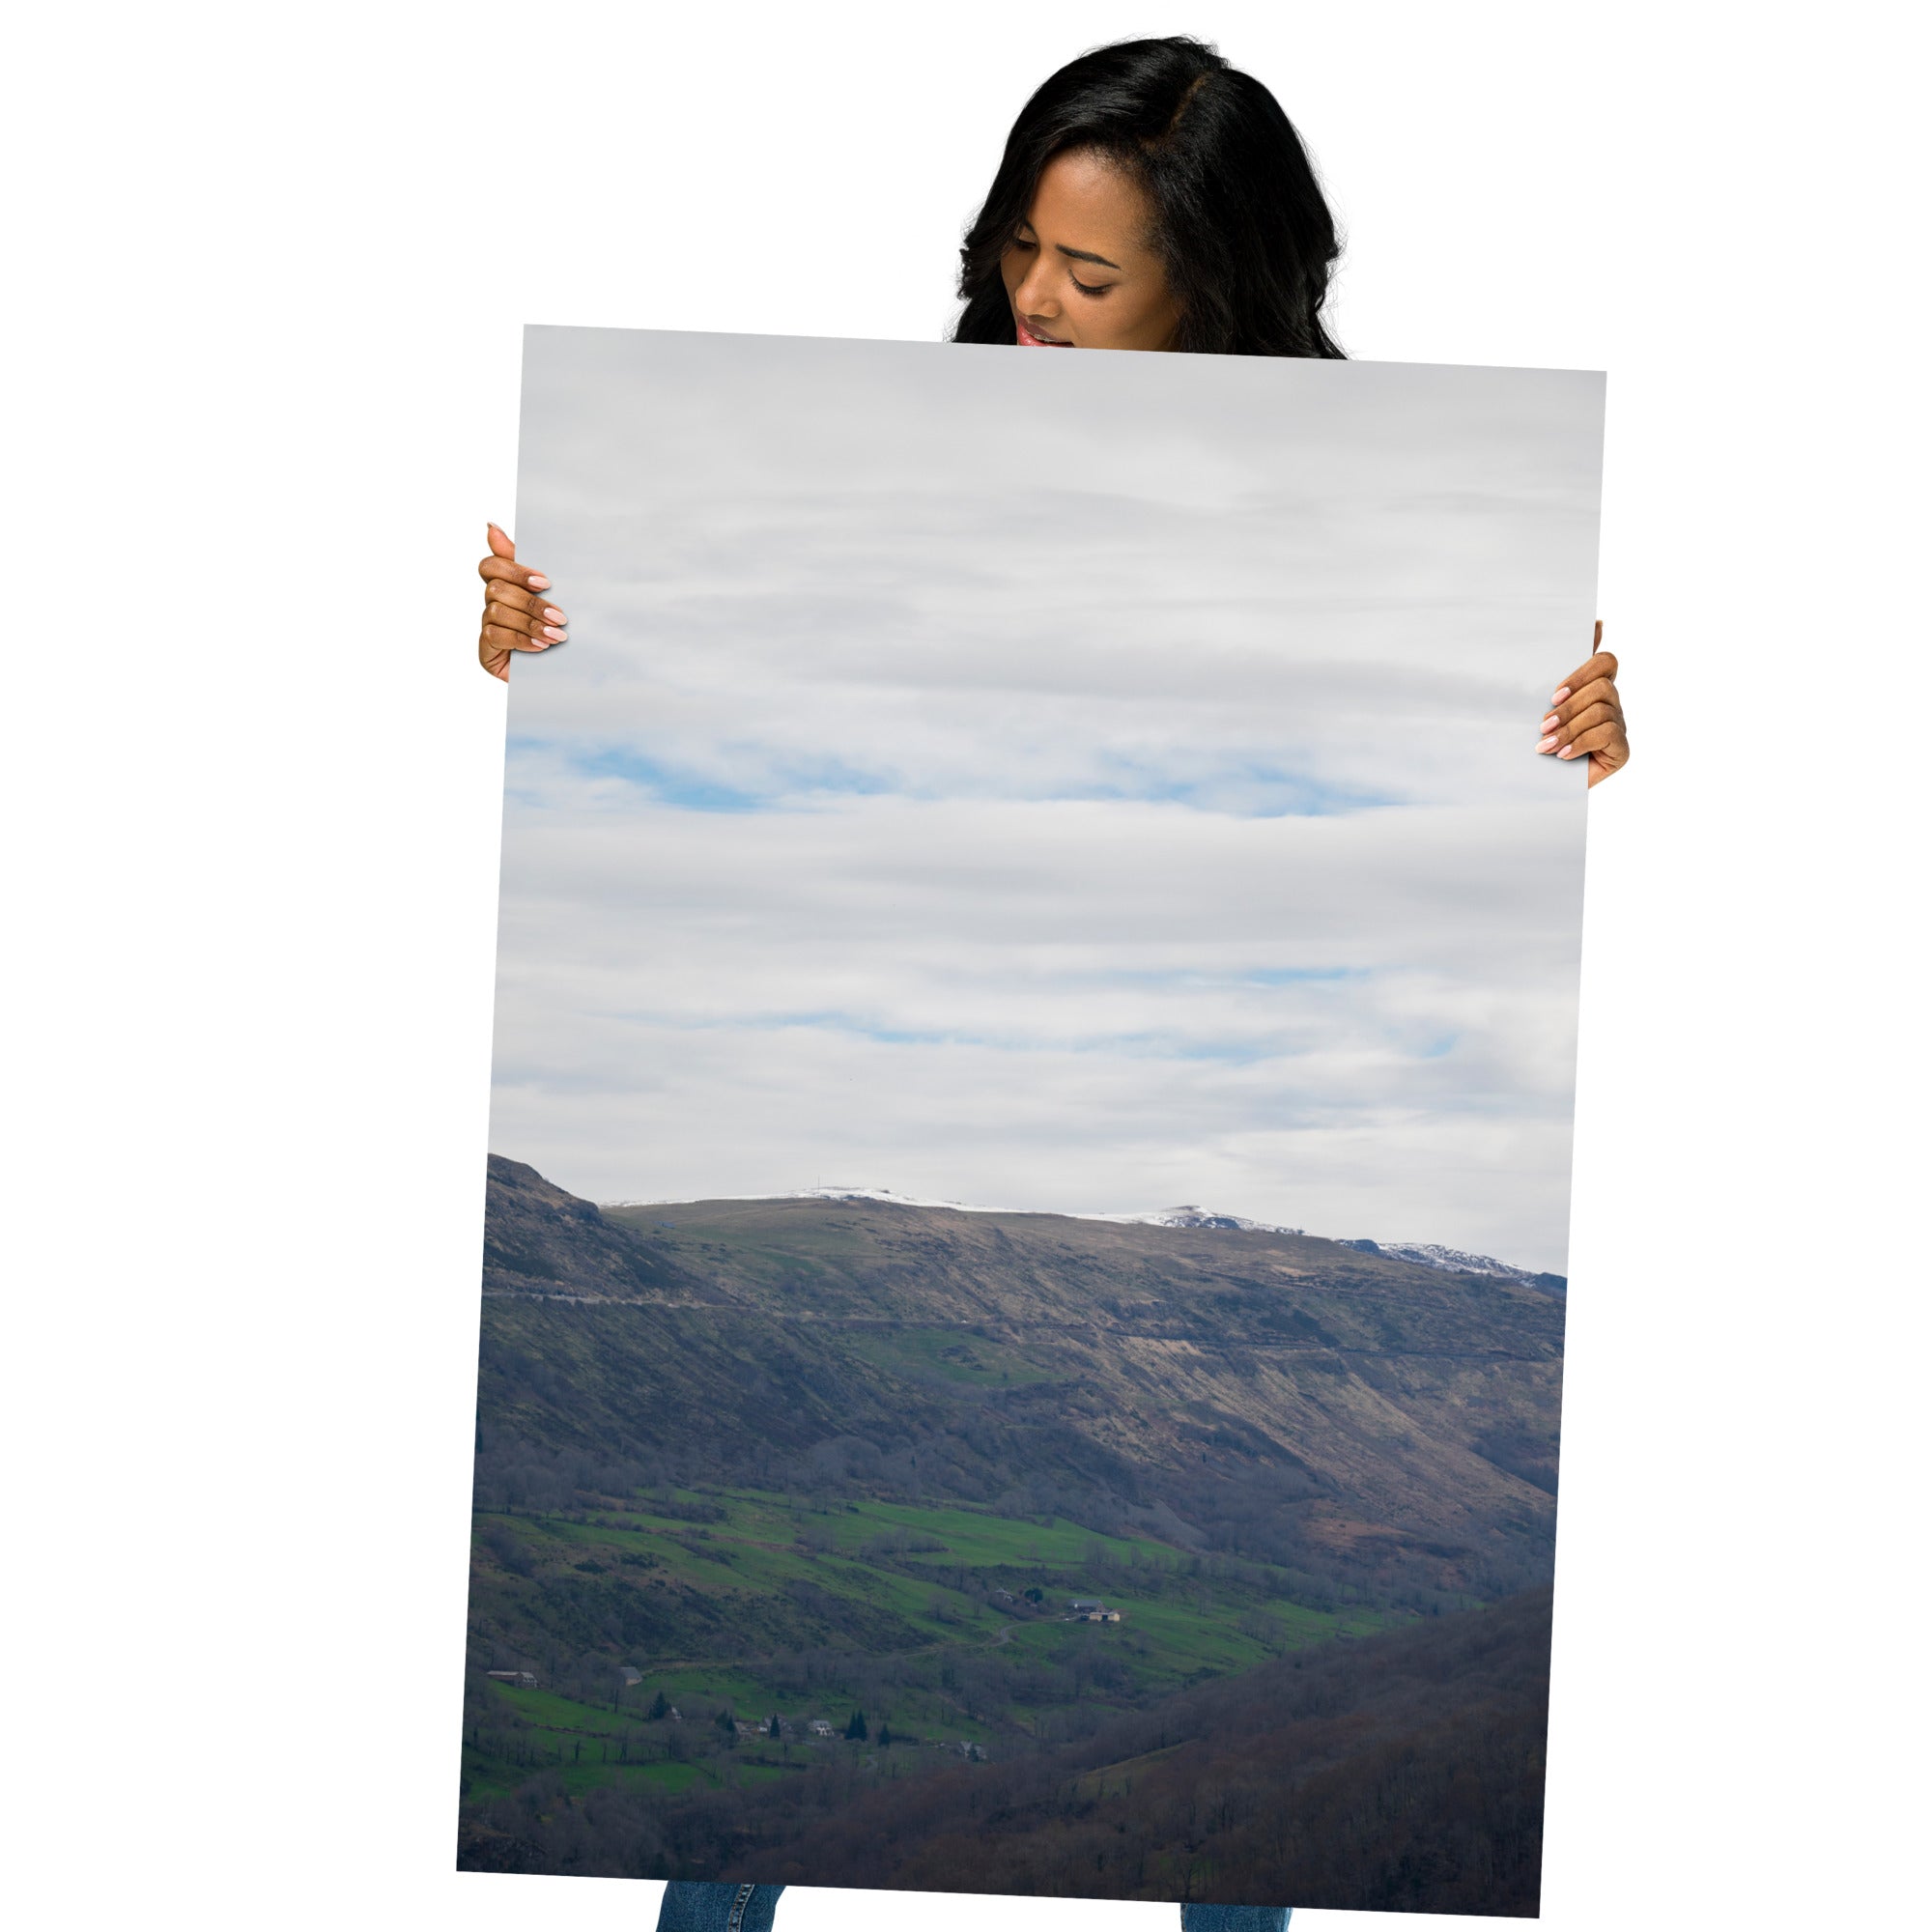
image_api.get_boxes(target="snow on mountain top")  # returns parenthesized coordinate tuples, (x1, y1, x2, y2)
(1113, 1214, 1563, 1290)
(1338, 1237, 1566, 1293)
(1114, 1204, 1307, 1234)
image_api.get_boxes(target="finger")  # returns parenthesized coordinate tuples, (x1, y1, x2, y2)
(487, 523, 517, 561)
(479, 553, 554, 593)
(1540, 677, 1622, 731)
(1587, 736, 1630, 785)
(1550, 649, 1618, 704)
(1535, 699, 1617, 753)
(486, 601, 569, 646)
(485, 599, 568, 645)
(481, 620, 556, 655)
(478, 625, 514, 680)
(1555, 720, 1628, 763)
(481, 579, 568, 626)
(481, 619, 554, 654)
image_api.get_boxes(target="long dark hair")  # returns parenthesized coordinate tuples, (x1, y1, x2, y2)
(953, 37, 1344, 359)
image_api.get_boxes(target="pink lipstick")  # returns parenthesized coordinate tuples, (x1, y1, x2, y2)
(1015, 315, 1071, 347)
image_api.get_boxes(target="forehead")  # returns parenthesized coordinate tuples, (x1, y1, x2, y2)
(1023, 148, 1155, 256)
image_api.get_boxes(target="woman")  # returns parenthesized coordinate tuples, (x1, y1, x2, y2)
(478, 36, 1628, 781)
(475, 37, 1619, 1932)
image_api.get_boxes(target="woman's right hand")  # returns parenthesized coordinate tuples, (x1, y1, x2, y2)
(477, 523, 567, 681)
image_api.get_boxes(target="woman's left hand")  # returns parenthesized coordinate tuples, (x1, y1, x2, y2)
(1538, 621, 1629, 786)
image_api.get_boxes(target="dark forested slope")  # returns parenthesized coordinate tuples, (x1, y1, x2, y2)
(460, 1582, 1552, 1917)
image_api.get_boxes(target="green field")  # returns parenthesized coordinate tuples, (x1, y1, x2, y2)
(464, 1486, 1396, 1803)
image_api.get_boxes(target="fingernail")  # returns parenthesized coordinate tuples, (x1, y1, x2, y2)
(1551, 688, 1571, 703)
(1540, 713, 1559, 730)
(488, 522, 504, 535)
(542, 626, 566, 641)
(531, 640, 551, 650)
(542, 608, 565, 622)
(1556, 745, 1576, 758)
(1536, 734, 1558, 753)
(528, 574, 551, 589)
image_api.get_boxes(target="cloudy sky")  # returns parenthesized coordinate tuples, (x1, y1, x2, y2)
(492, 327, 1602, 1270)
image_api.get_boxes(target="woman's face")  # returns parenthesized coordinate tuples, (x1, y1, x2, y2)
(1000, 148, 1181, 351)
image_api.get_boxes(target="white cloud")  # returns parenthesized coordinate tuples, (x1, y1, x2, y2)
(492, 328, 1600, 1270)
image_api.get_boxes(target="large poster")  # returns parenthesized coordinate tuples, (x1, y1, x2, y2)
(461, 326, 1602, 1917)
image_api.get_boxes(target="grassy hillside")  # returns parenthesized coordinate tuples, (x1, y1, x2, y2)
(464, 1486, 1400, 1803)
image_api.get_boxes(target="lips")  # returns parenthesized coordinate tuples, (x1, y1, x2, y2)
(1015, 314, 1071, 347)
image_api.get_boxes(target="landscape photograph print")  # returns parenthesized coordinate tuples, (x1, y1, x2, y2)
(458, 327, 1605, 1917)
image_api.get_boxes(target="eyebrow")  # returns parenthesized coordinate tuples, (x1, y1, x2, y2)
(1057, 243, 1122, 270)
(1017, 222, 1122, 273)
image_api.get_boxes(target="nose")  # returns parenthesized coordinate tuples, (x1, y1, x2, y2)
(1012, 254, 1062, 321)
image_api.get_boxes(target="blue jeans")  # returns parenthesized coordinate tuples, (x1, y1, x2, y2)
(655, 1884, 1289, 1932)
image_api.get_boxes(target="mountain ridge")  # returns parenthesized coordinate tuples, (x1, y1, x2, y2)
(599, 1179, 1566, 1292)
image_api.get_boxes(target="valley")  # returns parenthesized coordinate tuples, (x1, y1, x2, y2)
(459, 1155, 1565, 1911)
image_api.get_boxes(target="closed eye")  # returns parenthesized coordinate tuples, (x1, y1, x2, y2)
(1010, 232, 1114, 296)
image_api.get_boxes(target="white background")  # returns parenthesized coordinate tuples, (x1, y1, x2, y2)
(5, 5, 1923, 1930)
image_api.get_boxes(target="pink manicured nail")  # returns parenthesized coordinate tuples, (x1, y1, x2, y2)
(1556, 744, 1576, 758)
(542, 608, 565, 622)
(1540, 713, 1559, 730)
(1550, 687, 1571, 703)
(542, 626, 566, 640)
(531, 639, 550, 650)
(528, 574, 552, 589)
(1536, 734, 1558, 753)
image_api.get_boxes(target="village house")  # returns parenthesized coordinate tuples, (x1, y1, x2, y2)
(808, 1719, 834, 1737)
(486, 1669, 538, 1688)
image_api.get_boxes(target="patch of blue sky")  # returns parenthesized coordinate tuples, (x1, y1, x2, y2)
(509, 737, 1405, 817)
(603, 1006, 1307, 1065)
(1076, 762, 1406, 819)
(1152, 1037, 1291, 1064)
(551, 743, 893, 813)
